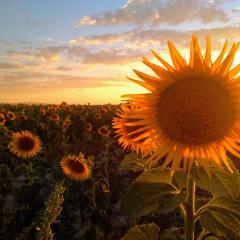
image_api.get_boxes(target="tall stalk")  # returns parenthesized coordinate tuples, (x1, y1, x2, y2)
(185, 174, 196, 240)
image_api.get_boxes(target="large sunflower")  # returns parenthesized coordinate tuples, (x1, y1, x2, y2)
(8, 130, 41, 158)
(60, 154, 91, 181)
(120, 35, 240, 174)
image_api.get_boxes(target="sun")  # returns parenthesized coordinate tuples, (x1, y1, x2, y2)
(60, 155, 91, 181)
(118, 35, 240, 174)
(8, 130, 41, 159)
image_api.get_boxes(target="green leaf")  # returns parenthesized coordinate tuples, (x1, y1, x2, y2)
(136, 167, 187, 190)
(200, 197, 240, 239)
(121, 182, 185, 218)
(172, 169, 187, 190)
(136, 168, 172, 184)
(120, 153, 148, 172)
(158, 227, 183, 240)
(159, 191, 187, 213)
(121, 223, 160, 240)
(191, 165, 240, 198)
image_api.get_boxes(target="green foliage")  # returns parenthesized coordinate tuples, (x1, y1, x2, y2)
(191, 165, 240, 198)
(120, 152, 149, 172)
(136, 167, 187, 190)
(19, 181, 65, 240)
(199, 197, 240, 239)
(136, 167, 172, 183)
(121, 223, 160, 240)
(121, 182, 186, 218)
(158, 227, 184, 240)
(35, 181, 65, 240)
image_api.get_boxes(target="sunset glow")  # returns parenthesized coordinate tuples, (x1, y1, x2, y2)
(1, 0, 240, 104)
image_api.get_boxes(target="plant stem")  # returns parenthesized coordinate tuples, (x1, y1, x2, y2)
(185, 174, 196, 240)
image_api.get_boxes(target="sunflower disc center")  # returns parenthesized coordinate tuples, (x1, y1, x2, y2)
(18, 136, 35, 151)
(68, 159, 85, 173)
(158, 75, 235, 145)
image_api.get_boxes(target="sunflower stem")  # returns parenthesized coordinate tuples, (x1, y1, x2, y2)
(185, 174, 196, 240)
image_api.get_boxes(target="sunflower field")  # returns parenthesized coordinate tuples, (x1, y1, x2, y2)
(1, 102, 240, 240)
(1, 36, 240, 240)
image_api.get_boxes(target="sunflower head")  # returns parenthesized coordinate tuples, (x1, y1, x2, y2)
(60, 154, 91, 181)
(100, 107, 108, 115)
(8, 130, 41, 159)
(95, 113, 102, 120)
(113, 104, 157, 154)
(18, 114, 28, 120)
(50, 113, 60, 122)
(63, 119, 71, 128)
(85, 122, 92, 132)
(40, 109, 46, 115)
(97, 126, 111, 137)
(7, 111, 16, 120)
(0, 113, 6, 126)
(119, 35, 240, 174)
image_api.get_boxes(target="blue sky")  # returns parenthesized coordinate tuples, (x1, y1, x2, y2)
(0, 0, 240, 103)
(0, 0, 125, 42)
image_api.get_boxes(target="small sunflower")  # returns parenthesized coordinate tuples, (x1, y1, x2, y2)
(63, 119, 71, 128)
(95, 113, 102, 119)
(100, 107, 108, 115)
(7, 111, 16, 120)
(8, 130, 41, 158)
(40, 109, 46, 115)
(50, 113, 60, 122)
(97, 126, 111, 137)
(120, 35, 240, 174)
(60, 154, 91, 181)
(85, 122, 92, 132)
(18, 114, 28, 120)
(0, 113, 6, 126)
(113, 104, 157, 154)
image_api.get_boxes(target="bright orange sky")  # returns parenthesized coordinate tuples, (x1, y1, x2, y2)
(1, 0, 240, 104)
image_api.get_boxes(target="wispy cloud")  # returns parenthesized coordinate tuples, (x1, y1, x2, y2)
(77, 0, 229, 27)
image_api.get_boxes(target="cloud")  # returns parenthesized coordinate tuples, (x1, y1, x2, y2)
(82, 48, 145, 64)
(0, 71, 127, 92)
(70, 26, 240, 51)
(0, 62, 21, 69)
(77, 0, 229, 27)
(6, 46, 88, 65)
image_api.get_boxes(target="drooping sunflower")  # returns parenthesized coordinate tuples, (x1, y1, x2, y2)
(120, 35, 240, 174)
(113, 104, 157, 154)
(8, 130, 41, 158)
(60, 154, 91, 181)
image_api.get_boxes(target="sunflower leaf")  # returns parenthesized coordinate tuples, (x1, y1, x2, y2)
(191, 165, 240, 198)
(199, 197, 240, 239)
(136, 167, 187, 190)
(158, 227, 183, 240)
(136, 167, 172, 184)
(121, 182, 185, 218)
(121, 223, 160, 240)
(120, 153, 148, 172)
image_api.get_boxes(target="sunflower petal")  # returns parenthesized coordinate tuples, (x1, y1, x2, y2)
(167, 41, 187, 69)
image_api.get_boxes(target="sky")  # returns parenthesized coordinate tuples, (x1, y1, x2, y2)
(0, 0, 240, 104)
